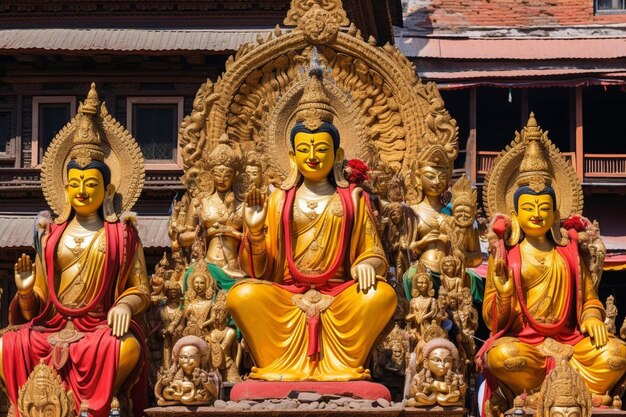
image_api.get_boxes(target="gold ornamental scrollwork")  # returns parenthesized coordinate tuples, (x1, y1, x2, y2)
(17, 360, 76, 417)
(284, 0, 349, 28)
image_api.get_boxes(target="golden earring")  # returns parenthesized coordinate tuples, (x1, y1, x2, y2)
(507, 211, 521, 246)
(103, 184, 118, 222)
(280, 151, 301, 190)
(333, 147, 348, 188)
(56, 191, 72, 224)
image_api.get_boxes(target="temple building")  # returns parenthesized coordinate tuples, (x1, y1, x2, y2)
(0, 0, 624, 324)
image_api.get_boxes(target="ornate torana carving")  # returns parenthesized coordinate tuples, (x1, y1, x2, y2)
(17, 361, 76, 417)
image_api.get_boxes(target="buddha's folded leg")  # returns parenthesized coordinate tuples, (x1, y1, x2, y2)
(226, 280, 309, 380)
(485, 338, 546, 394)
(569, 336, 626, 395)
(313, 281, 396, 380)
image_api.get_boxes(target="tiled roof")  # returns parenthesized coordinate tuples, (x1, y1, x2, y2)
(0, 28, 275, 53)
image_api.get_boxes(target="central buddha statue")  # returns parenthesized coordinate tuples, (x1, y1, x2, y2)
(226, 60, 397, 381)
(479, 114, 626, 415)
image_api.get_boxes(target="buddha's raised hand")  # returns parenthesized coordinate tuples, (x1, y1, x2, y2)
(14, 253, 35, 293)
(244, 186, 267, 234)
(493, 258, 514, 298)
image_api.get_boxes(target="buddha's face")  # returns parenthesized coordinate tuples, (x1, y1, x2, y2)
(192, 275, 207, 295)
(427, 347, 453, 379)
(516, 193, 555, 238)
(549, 406, 582, 417)
(418, 166, 449, 197)
(245, 165, 262, 188)
(293, 131, 334, 182)
(454, 204, 474, 228)
(212, 165, 235, 193)
(66, 168, 106, 215)
(178, 345, 201, 375)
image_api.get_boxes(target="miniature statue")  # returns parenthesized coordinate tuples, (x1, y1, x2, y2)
(452, 287, 478, 361)
(226, 54, 396, 381)
(159, 277, 184, 370)
(605, 295, 618, 335)
(620, 317, 626, 340)
(382, 201, 410, 282)
(0, 83, 149, 416)
(150, 252, 170, 304)
(439, 255, 463, 296)
(244, 151, 267, 193)
(182, 262, 216, 338)
(479, 114, 626, 414)
(446, 174, 482, 274)
(373, 322, 409, 401)
(408, 337, 466, 406)
(206, 294, 241, 383)
(155, 335, 221, 406)
(405, 263, 438, 344)
(537, 360, 591, 417)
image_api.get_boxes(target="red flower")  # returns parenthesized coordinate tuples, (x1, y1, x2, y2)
(491, 214, 510, 238)
(562, 215, 588, 232)
(344, 159, 370, 184)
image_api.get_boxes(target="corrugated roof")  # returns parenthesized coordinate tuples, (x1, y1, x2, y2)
(0, 28, 274, 53)
(397, 36, 626, 60)
(0, 215, 171, 248)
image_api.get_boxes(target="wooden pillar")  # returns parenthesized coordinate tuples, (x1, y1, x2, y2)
(521, 88, 529, 125)
(469, 87, 477, 184)
(14, 93, 22, 168)
(575, 86, 584, 181)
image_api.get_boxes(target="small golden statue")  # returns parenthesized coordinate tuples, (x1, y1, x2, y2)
(537, 360, 592, 417)
(405, 263, 438, 344)
(0, 83, 149, 417)
(159, 276, 184, 371)
(605, 295, 618, 336)
(439, 255, 463, 296)
(182, 262, 217, 338)
(206, 294, 242, 383)
(479, 113, 626, 414)
(408, 337, 466, 407)
(155, 335, 221, 406)
(17, 360, 76, 417)
(447, 174, 482, 274)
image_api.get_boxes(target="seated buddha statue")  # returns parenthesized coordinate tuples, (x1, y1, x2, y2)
(478, 114, 626, 414)
(226, 61, 397, 381)
(0, 83, 150, 417)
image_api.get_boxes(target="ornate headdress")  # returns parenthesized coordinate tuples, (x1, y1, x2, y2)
(483, 113, 582, 219)
(292, 47, 335, 131)
(451, 174, 476, 209)
(207, 134, 242, 171)
(417, 144, 451, 170)
(515, 113, 551, 193)
(538, 360, 591, 417)
(411, 262, 434, 297)
(41, 83, 145, 223)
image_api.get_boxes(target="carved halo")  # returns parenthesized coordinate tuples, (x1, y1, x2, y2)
(41, 84, 145, 219)
(483, 117, 582, 220)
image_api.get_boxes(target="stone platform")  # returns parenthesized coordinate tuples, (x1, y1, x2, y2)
(144, 406, 468, 417)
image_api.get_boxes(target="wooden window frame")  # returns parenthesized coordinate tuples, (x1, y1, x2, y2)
(126, 96, 184, 171)
(0, 107, 17, 161)
(31, 96, 76, 167)
(595, 0, 626, 13)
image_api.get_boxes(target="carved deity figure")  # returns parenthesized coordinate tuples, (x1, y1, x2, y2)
(605, 295, 618, 335)
(405, 263, 438, 344)
(537, 360, 592, 417)
(0, 84, 150, 417)
(382, 201, 410, 282)
(440, 255, 463, 296)
(408, 337, 466, 406)
(182, 262, 216, 338)
(479, 114, 626, 414)
(225, 55, 396, 381)
(206, 295, 241, 383)
(179, 135, 246, 291)
(447, 174, 482, 274)
(160, 278, 184, 370)
(155, 336, 220, 406)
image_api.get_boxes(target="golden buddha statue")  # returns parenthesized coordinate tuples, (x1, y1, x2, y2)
(182, 262, 216, 338)
(0, 83, 149, 417)
(405, 263, 438, 343)
(225, 58, 397, 381)
(479, 114, 626, 414)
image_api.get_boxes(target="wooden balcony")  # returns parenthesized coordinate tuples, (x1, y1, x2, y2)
(584, 154, 626, 178)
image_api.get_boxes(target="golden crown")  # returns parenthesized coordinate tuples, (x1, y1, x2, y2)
(516, 113, 551, 193)
(451, 174, 477, 208)
(71, 82, 105, 167)
(293, 48, 335, 131)
(207, 134, 242, 170)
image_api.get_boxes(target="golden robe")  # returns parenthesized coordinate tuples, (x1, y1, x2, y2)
(227, 186, 396, 381)
(482, 238, 626, 396)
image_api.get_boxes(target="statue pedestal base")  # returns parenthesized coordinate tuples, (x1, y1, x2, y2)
(230, 380, 392, 401)
(144, 406, 467, 417)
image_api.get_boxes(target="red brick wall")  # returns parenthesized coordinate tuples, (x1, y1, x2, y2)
(405, 0, 626, 29)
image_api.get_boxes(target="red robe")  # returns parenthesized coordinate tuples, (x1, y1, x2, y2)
(2, 220, 148, 417)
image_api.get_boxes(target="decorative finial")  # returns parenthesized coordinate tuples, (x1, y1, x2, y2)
(516, 113, 551, 192)
(538, 360, 592, 417)
(71, 83, 105, 167)
(293, 47, 335, 131)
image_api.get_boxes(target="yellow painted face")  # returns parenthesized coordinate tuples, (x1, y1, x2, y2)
(293, 131, 335, 182)
(66, 168, 106, 215)
(516, 193, 555, 238)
